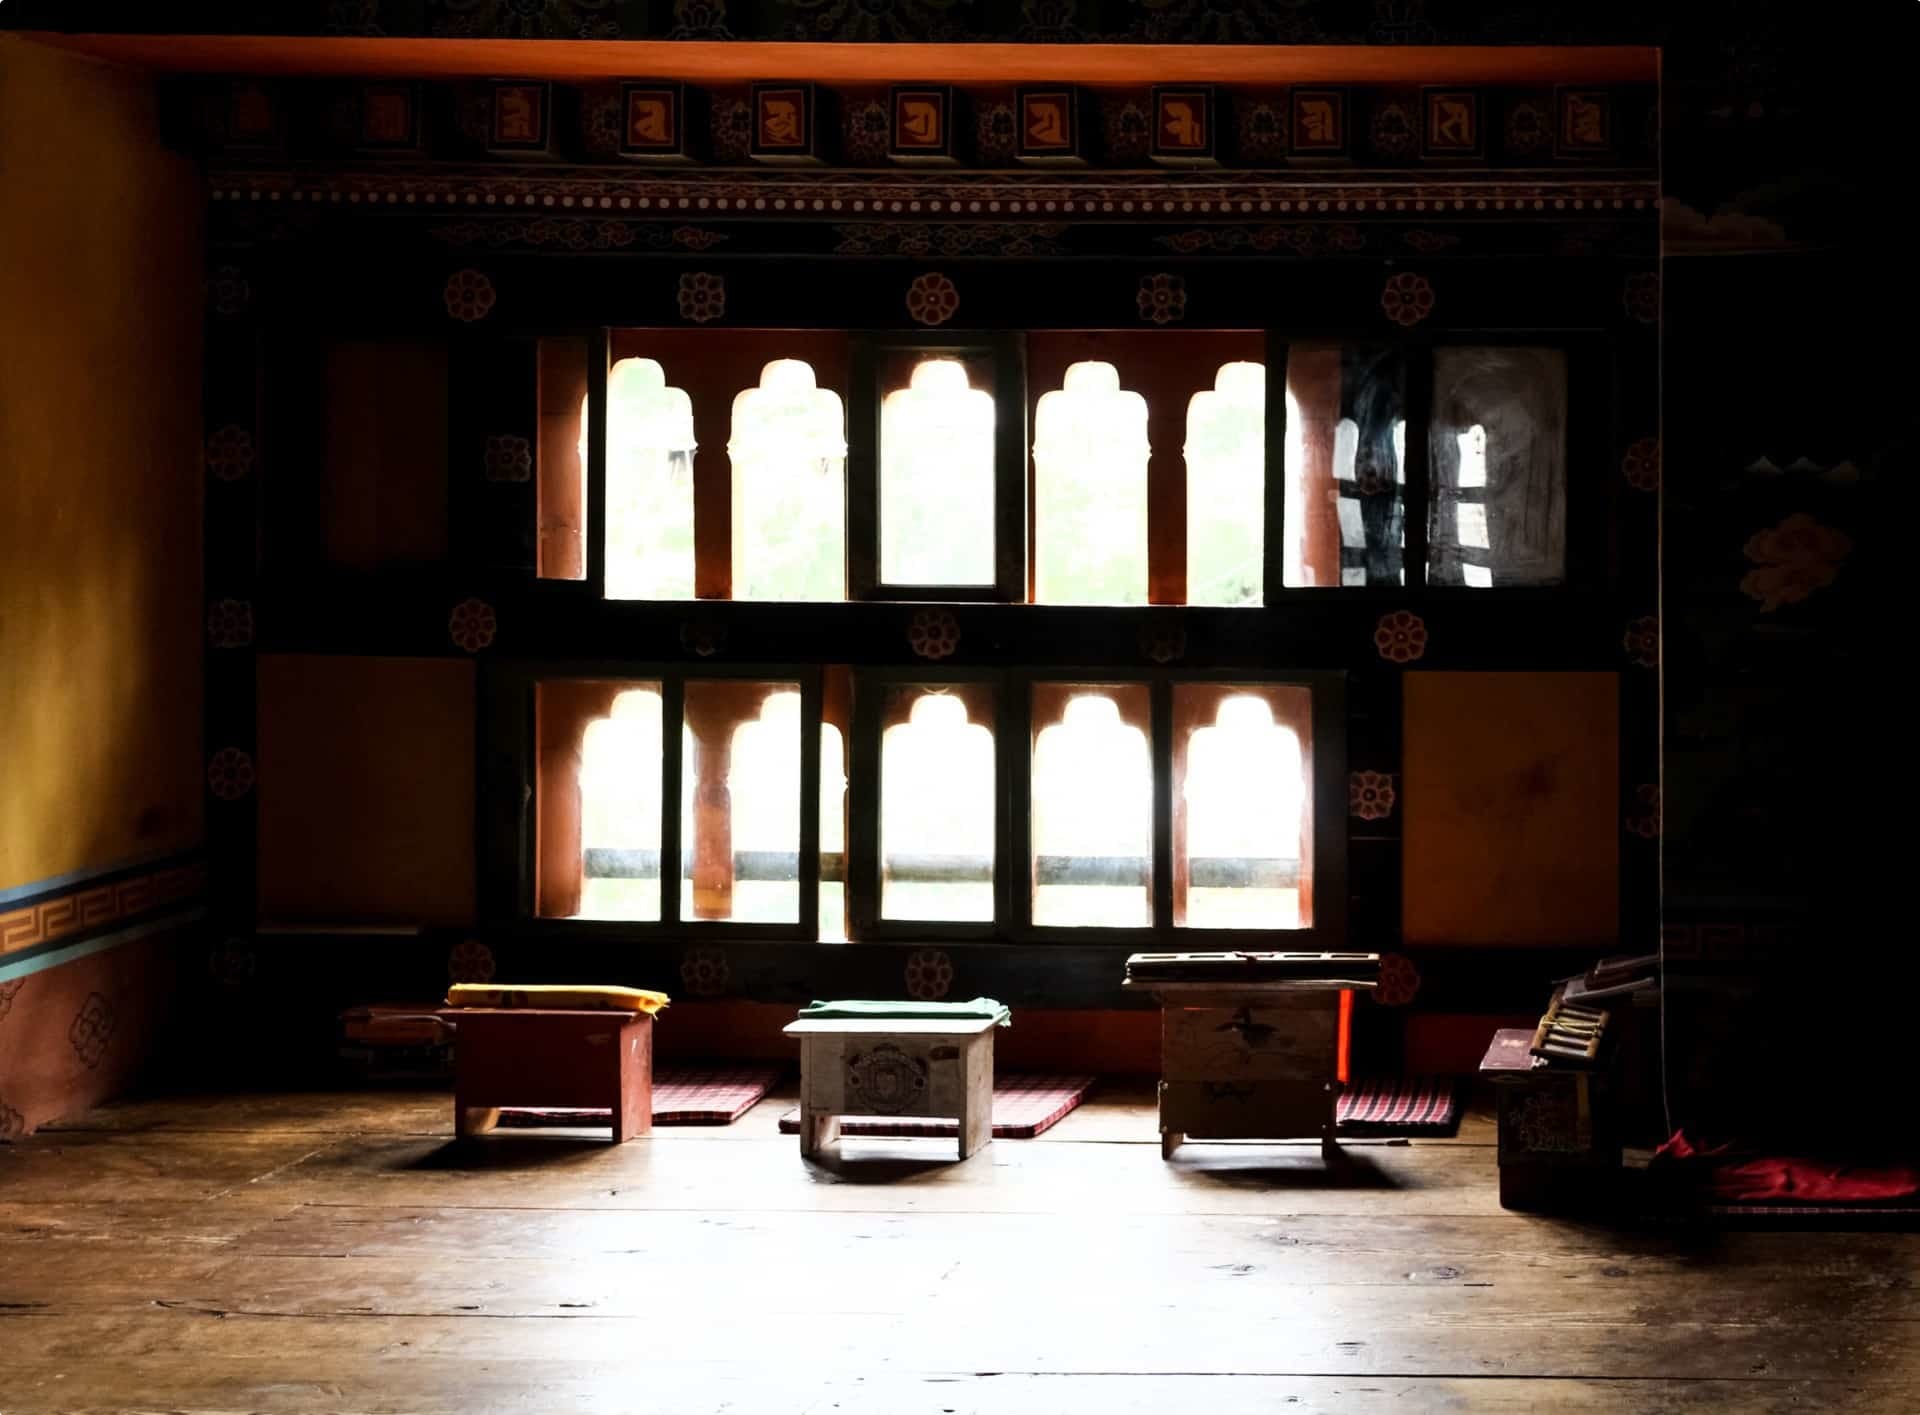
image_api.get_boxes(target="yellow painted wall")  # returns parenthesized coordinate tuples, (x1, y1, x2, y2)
(0, 38, 204, 892)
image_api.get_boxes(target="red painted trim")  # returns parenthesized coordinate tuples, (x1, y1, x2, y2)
(20, 35, 1658, 86)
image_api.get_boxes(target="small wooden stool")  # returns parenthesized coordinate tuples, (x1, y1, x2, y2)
(440, 1008, 654, 1143)
(783, 1017, 996, 1161)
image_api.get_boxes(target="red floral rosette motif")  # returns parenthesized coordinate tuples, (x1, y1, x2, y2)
(906, 272, 959, 327)
(904, 949, 955, 1000)
(1374, 610, 1428, 664)
(1371, 953, 1421, 1007)
(1381, 272, 1434, 327)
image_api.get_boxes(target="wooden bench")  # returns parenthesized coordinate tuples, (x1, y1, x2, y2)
(439, 1008, 654, 1143)
(783, 1016, 996, 1161)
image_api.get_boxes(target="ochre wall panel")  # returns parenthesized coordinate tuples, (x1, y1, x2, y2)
(257, 655, 476, 925)
(322, 340, 449, 570)
(1402, 672, 1618, 947)
(0, 38, 204, 893)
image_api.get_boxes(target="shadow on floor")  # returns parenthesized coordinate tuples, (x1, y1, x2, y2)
(1169, 1144, 1406, 1190)
(404, 1134, 626, 1171)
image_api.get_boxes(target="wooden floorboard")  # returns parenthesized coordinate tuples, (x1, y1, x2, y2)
(4, 1091, 1917, 1413)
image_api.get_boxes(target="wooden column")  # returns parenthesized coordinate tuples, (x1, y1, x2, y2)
(534, 680, 627, 919)
(682, 701, 736, 920)
(1284, 346, 1344, 588)
(537, 337, 588, 581)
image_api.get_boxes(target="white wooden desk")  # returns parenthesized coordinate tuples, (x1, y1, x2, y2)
(782, 1017, 997, 1161)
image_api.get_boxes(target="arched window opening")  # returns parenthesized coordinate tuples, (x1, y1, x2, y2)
(880, 688, 996, 921)
(1186, 361, 1266, 606)
(1031, 687, 1153, 927)
(730, 360, 847, 601)
(1173, 686, 1313, 930)
(1034, 362, 1149, 605)
(879, 359, 997, 587)
(578, 687, 666, 920)
(599, 357, 697, 600)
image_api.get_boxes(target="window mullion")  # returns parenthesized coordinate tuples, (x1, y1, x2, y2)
(845, 671, 882, 938)
(1403, 341, 1434, 590)
(1151, 675, 1174, 935)
(845, 336, 881, 599)
(659, 675, 684, 927)
(798, 668, 823, 942)
(993, 332, 1029, 603)
(1261, 334, 1289, 605)
(585, 327, 610, 599)
(1008, 672, 1035, 933)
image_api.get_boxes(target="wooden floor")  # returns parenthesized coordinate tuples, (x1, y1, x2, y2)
(3, 1086, 1917, 1414)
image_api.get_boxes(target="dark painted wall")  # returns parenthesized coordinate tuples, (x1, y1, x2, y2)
(1659, 6, 1907, 1150)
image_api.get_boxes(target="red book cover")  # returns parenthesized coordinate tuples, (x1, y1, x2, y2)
(1480, 1027, 1544, 1075)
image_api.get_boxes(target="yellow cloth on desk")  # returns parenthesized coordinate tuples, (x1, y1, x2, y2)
(444, 984, 669, 1014)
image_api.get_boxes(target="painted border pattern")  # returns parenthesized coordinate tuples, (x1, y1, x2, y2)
(0, 860, 206, 961)
(206, 165, 1658, 220)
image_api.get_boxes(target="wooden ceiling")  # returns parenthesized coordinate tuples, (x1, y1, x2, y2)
(23, 35, 1655, 86)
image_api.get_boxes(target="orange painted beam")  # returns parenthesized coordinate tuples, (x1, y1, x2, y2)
(21, 34, 1656, 86)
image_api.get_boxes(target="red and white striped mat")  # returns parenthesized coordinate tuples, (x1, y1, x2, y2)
(1337, 1076, 1461, 1134)
(498, 1063, 786, 1128)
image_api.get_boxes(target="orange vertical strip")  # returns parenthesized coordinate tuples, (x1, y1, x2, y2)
(1336, 988, 1353, 1085)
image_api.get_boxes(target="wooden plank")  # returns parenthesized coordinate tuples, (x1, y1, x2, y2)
(205, 1131, 1516, 1217)
(186, 1204, 1917, 1279)
(2, 1305, 1904, 1384)
(0, 1200, 300, 1251)
(1163, 1001, 1339, 1081)
(0, 1134, 344, 1203)
(39, 1091, 452, 1135)
(13, 1242, 1918, 1327)
(24, 1196, 1912, 1299)
(0, 1364, 1900, 1415)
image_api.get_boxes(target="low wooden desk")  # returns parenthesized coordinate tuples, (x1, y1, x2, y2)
(783, 1017, 996, 1161)
(440, 1008, 653, 1143)
(1131, 980, 1360, 1159)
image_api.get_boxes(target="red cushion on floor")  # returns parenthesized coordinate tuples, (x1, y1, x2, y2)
(496, 1063, 785, 1128)
(1337, 1076, 1461, 1134)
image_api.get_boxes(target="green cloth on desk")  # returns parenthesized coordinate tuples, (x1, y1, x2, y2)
(798, 997, 1012, 1027)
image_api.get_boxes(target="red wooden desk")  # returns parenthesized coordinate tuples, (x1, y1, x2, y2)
(439, 1008, 653, 1143)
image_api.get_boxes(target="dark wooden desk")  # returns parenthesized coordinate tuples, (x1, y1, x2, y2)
(440, 1008, 653, 1143)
